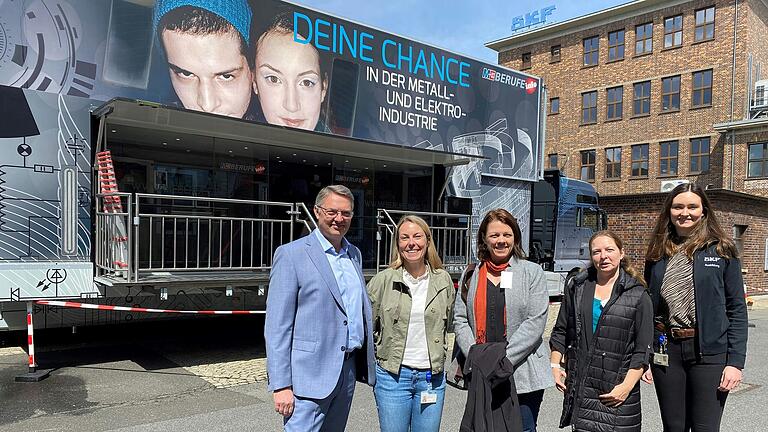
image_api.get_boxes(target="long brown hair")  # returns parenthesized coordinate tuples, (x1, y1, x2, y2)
(590, 230, 646, 287)
(388, 215, 443, 270)
(476, 209, 525, 262)
(645, 183, 737, 261)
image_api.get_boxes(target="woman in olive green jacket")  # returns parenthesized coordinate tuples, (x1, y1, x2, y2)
(367, 215, 455, 432)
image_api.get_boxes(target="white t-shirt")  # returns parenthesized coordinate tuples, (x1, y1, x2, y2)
(401, 267, 431, 369)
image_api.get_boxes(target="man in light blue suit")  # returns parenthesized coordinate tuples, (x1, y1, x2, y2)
(265, 185, 375, 432)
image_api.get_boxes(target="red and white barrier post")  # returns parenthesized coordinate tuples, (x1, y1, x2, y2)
(27, 301, 36, 372)
(15, 301, 51, 382)
(15, 299, 263, 383)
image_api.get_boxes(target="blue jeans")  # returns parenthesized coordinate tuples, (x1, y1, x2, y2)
(374, 364, 446, 432)
(518, 390, 544, 432)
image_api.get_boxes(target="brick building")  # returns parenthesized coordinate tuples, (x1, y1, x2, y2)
(487, 0, 768, 293)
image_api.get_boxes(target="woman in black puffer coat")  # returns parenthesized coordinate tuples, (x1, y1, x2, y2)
(550, 230, 653, 432)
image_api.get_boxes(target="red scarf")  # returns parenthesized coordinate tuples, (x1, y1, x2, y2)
(474, 260, 509, 344)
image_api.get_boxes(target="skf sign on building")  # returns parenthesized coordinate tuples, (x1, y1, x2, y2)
(511, 5, 556, 32)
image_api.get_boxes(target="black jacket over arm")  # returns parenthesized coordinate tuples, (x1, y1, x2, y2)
(460, 342, 523, 432)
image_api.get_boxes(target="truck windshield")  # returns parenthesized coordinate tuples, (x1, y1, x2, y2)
(581, 208, 600, 232)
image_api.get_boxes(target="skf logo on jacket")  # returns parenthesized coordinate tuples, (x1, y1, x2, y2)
(704, 256, 721, 268)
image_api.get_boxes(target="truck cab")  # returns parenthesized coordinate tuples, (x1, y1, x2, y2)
(529, 169, 607, 297)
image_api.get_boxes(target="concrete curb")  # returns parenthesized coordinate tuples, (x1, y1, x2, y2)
(746, 294, 768, 311)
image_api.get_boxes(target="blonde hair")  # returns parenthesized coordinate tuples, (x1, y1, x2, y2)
(388, 215, 443, 270)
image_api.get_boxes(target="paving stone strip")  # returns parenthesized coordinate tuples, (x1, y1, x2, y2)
(0, 347, 24, 357)
(161, 349, 268, 389)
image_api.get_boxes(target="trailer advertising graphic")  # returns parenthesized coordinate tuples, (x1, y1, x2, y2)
(0, 86, 93, 302)
(0, 0, 542, 180)
(0, 0, 541, 320)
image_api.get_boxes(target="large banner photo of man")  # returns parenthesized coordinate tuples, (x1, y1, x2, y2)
(152, 0, 332, 131)
(154, 0, 260, 120)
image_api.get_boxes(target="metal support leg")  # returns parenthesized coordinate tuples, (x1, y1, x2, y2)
(15, 302, 51, 382)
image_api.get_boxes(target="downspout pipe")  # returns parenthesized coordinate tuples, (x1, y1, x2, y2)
(729, 0, 738, 190)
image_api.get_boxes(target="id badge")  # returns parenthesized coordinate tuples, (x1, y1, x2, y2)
(652, 352, 669, 366)
(500, 271, 513, 289)
(420, 391, 438, 404)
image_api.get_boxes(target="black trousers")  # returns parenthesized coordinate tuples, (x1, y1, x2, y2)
(651, 337, 728, 432)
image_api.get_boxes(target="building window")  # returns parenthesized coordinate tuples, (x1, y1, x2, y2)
(581, 150, 596, 181)
(748, 142, 768, 178)
(662, 75, 681, 111)
(664, 15, 683, 48)
(633, 81, 651, 116)
(521, 52, 531, 70)
(550, 97, 560, 114)
(605, 147, 622, 179)
(690, 137, 711, 173)
(606, 86, 624, 120)
(733, 225, 747, 256)
(550, 45, 561, 63)
(635, 22, 653, 55)
(756, 85, 766, 107)
(548, 153, 559, 169)
(581, 91, 597, 124)
(583, 36, 599, 66)
(692, 69, 713, 107)
(608, 29, 625, 61)
(695, 6, 715, 42)
(631, 144, 649, 177)
(660, 140, 679, 176)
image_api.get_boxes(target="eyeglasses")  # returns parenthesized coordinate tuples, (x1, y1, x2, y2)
(315, 205, 353, 219)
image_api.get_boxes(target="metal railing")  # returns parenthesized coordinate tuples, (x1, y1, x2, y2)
(376, 209, 472, 274)
(95, 193, 133, 280)
(293, 202, 318, 233)
(95, 193, 317, 283)
(96, 197, 473, 283)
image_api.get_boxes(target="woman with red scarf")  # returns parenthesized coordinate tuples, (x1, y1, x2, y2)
(453, 209, 554, 432)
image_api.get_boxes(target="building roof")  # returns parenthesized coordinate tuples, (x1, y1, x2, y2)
(486, 0, 694, 52)
(713, 116, 768, 132)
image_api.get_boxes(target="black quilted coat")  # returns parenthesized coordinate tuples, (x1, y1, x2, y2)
(550, 268, 652, 432)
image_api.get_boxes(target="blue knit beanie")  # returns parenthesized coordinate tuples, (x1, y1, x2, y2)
(153, 0, 252, 45)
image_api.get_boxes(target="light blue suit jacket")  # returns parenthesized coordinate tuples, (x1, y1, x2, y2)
(265, 232, 376, 399)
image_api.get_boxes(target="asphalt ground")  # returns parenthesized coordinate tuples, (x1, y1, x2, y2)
(0, 306, 765, 431)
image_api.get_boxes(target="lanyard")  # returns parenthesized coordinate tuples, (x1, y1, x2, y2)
(658, 334, 667, 353)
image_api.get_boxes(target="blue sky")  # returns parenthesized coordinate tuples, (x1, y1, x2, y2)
(293, 0, 631, 63)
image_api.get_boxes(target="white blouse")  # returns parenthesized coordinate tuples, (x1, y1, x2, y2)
(401, 266, 431, 369)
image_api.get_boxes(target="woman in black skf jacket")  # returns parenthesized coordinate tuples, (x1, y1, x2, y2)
(642, 183, 747, 432)
(550, 230, 653, 432)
